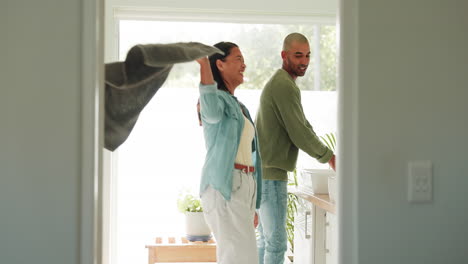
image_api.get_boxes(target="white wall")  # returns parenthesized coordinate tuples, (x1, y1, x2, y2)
(340, 0, 468, 263)
(1, 1, 101, 264)
(6, 0, 466, 264)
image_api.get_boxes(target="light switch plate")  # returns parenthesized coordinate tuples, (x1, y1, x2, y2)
(408, 160, 432, 203)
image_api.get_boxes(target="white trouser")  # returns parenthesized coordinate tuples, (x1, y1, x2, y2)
(201, 169, 258, 264)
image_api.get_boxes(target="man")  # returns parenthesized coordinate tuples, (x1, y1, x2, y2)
(255, 32, 336, 264)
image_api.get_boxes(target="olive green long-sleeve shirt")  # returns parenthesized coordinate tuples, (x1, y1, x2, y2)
(255, 69, 334, 181)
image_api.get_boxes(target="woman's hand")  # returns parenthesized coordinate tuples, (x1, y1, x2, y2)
(196, 56, 209, 65)
(196, 57, 214, 85)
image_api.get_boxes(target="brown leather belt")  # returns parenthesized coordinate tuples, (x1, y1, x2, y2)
(234, 163, 255, 173)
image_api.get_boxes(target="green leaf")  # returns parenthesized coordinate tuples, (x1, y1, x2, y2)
(177, 191, 203, 213)
(320, 132, 337, 152)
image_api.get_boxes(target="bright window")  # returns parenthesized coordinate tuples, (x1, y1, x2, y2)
(115, 20, 337, 264)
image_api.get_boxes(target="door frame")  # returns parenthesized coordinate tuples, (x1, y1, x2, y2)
(81, 0, 105, 263)
(337, 0, 359, 263)
(83, 2, 361, 264)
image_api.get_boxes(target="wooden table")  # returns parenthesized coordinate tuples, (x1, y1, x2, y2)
(145, 236, 216, 263)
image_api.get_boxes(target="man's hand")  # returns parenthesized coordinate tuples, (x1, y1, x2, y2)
(254, 211, 259, 228)
(328, 154, 336, 171)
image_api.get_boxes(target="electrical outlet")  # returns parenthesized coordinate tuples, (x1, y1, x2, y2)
(408, 161, 432, 203)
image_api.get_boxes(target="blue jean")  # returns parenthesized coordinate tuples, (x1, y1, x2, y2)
(257, 179, 288, 264)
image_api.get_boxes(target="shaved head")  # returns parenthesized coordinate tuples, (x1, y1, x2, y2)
(281, 33, 311, 80)
(282, 33, 309, 51)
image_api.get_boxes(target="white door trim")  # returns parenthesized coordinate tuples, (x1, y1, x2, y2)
(337, 0, 359, 263)
(113, 6, 336, 24)
(81, 0, 105, 263)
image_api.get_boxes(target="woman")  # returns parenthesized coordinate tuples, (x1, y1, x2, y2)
(196, 42, 262, 264)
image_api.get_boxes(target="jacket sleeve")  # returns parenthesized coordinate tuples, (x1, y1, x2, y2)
(274, 80, 333, 163)
(199, 82, 225, 124)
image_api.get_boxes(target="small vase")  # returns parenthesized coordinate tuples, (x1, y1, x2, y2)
(185, 211, 212, 242)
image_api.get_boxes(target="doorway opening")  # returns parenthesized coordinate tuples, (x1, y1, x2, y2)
(109, 18, 338, 264)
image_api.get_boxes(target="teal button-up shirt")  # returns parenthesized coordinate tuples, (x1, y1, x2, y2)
(198, 83, 262, 209)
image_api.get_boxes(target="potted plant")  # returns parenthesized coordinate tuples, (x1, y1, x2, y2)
(286, 169, 299, 262)
(177, 191, 212, 242)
